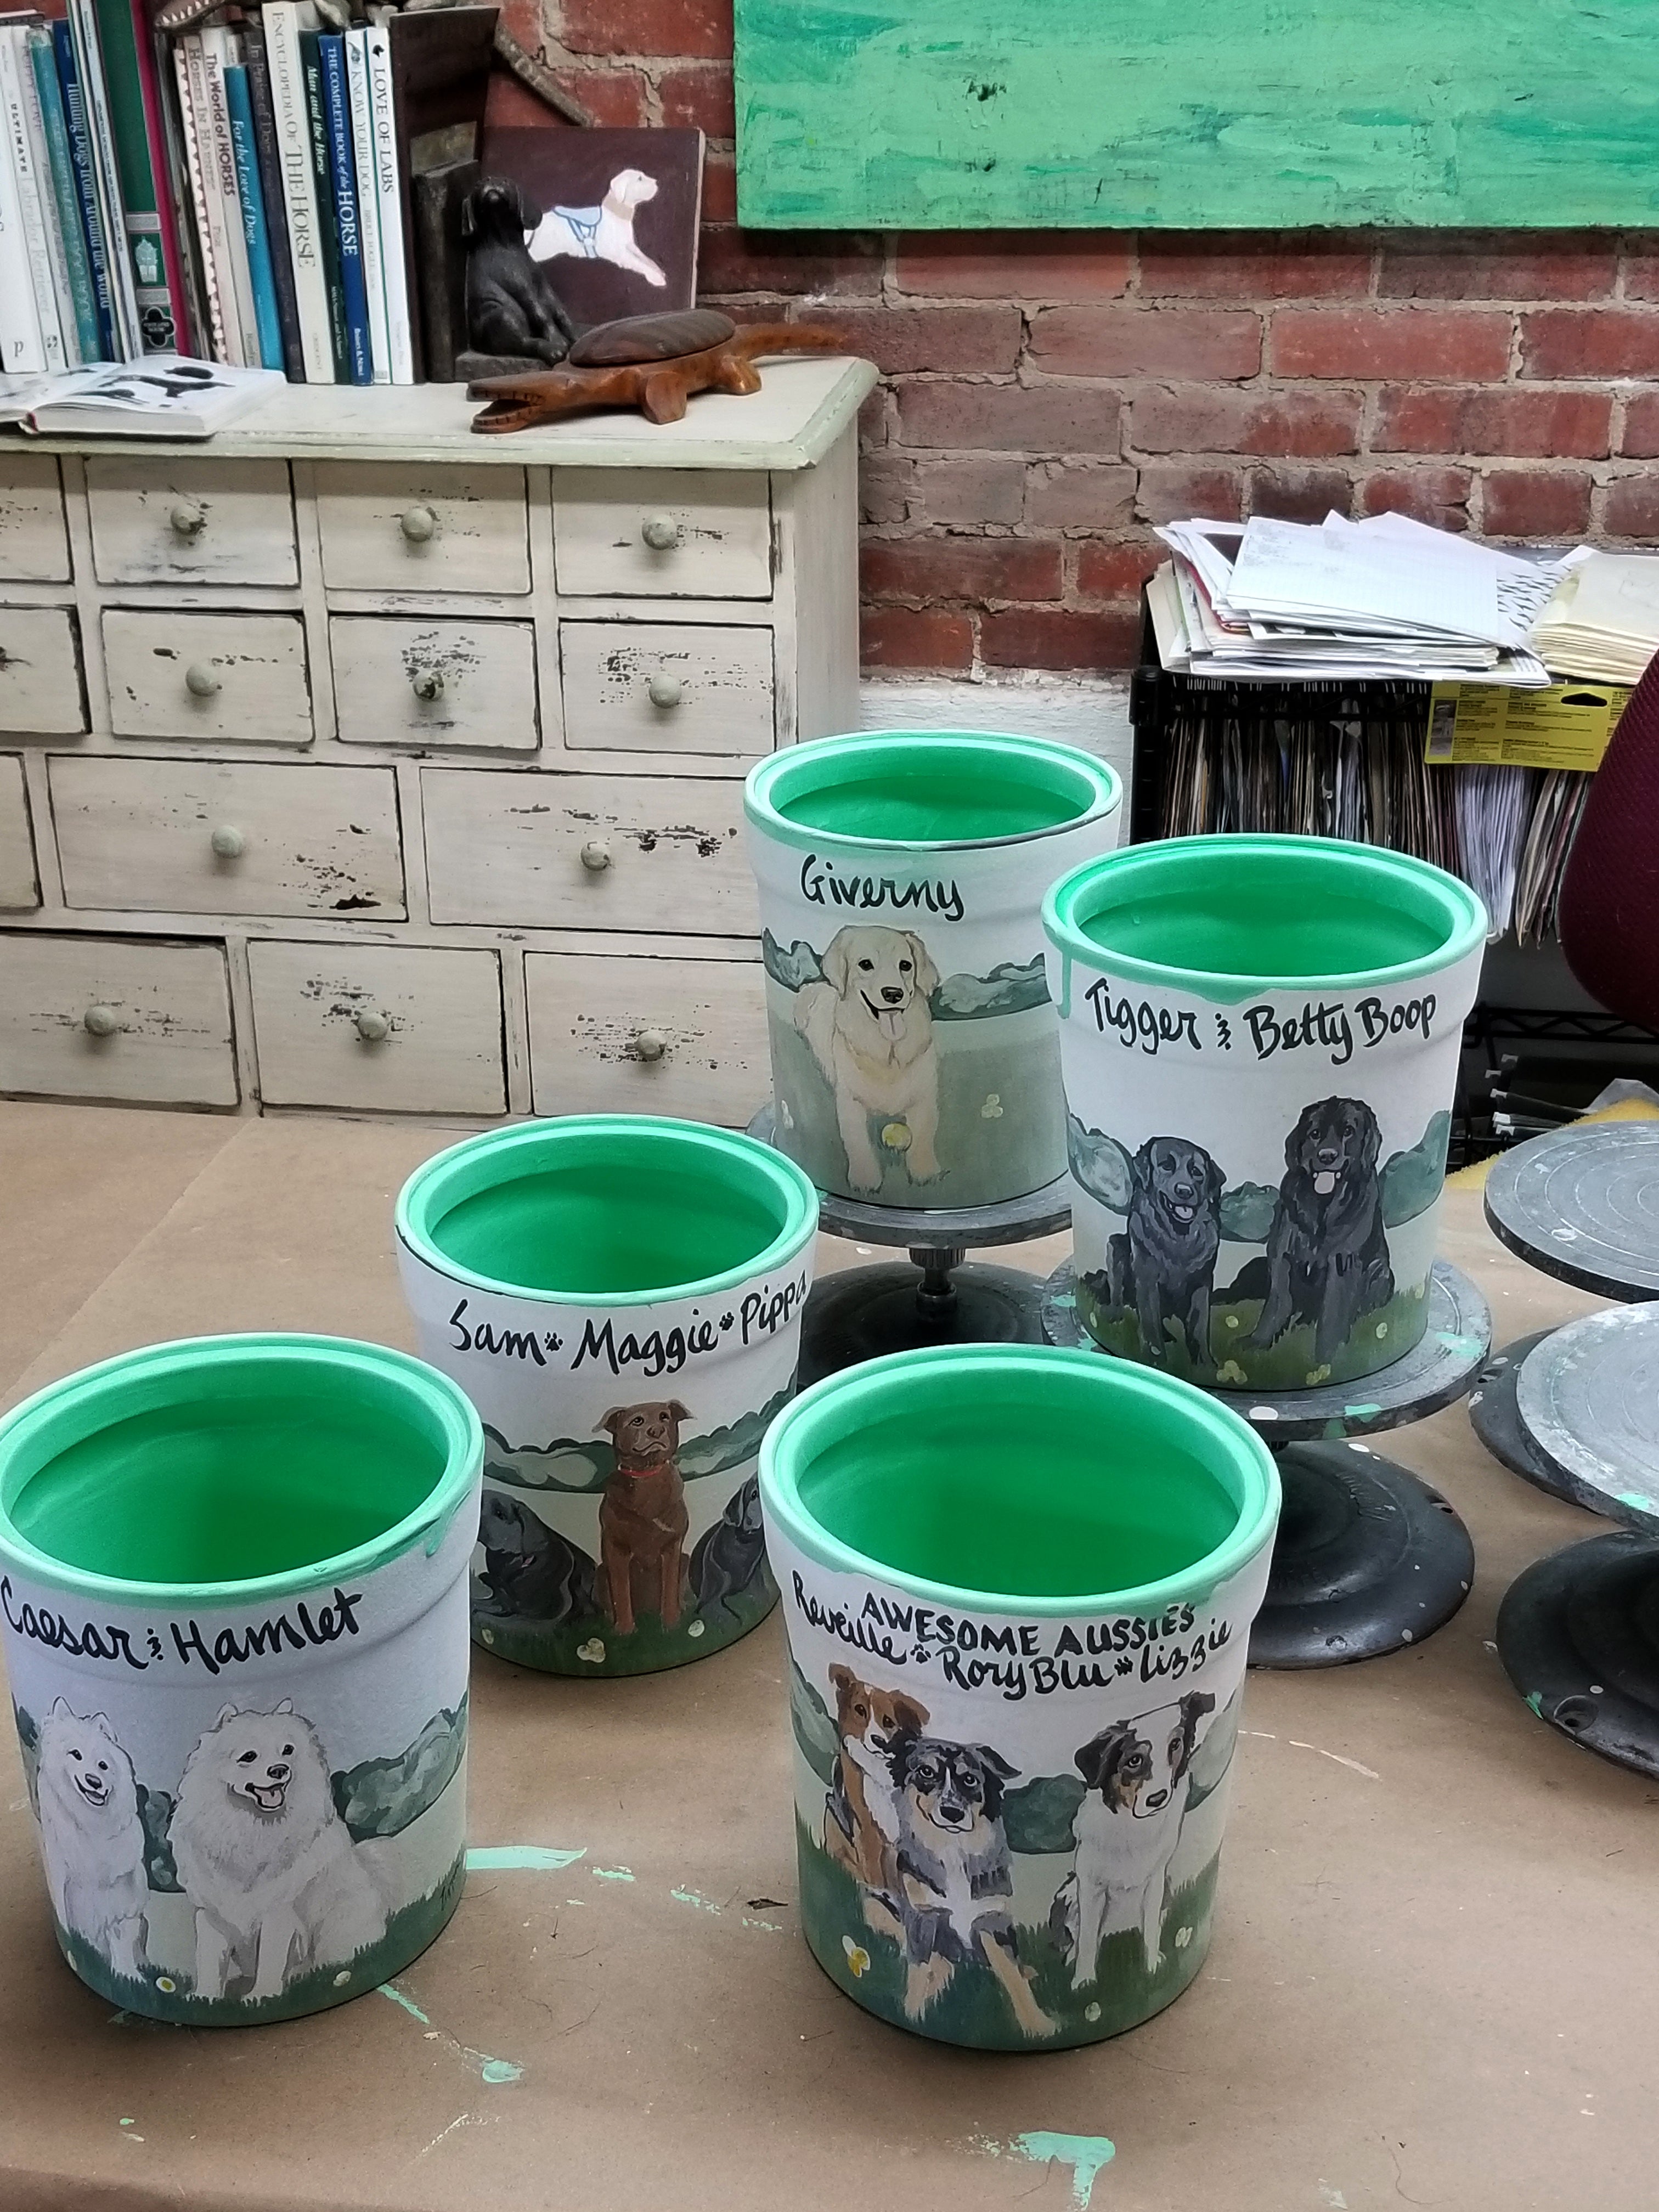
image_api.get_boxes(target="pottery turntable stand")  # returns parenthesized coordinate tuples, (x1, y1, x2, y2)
(746, 1108, 1069, 1389)
(1470, 1122, 1659, 1775)
(1042, 1257, 1492, 1668)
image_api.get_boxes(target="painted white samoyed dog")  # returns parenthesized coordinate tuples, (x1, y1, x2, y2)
(169, 1700, 388, 2002)
(35, 1699, 150, 1982)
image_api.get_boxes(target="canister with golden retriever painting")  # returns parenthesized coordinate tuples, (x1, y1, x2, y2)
(396, 1116, 819, 1678)
(0, 1335, 482, 2024)
(744, 734, 1122, 1210)
(1043, 836, 1488, 1390)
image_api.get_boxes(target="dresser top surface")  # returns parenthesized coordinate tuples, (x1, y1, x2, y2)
(15, 357, 878, 472)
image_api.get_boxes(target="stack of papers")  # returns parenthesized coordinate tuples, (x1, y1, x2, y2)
(1149, 511, 1560, 686)
(1514, 771, 1593, 946)
(1530, 554, 1659, 684)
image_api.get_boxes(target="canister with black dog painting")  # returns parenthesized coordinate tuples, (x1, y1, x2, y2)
(1042, 834, 1487, 1391)
(744, 733, 1121, 1211)
(396, 1115, 819, 1678)
(762, 1342, 1280, 2049)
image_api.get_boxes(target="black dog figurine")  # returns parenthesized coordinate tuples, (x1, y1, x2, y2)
(461, 177, 578, 369)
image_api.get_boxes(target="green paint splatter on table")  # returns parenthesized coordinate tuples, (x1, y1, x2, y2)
(467, 1846, 588, 1872)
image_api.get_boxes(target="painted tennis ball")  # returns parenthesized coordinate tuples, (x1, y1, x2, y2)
(881, 1121, 912, 1151)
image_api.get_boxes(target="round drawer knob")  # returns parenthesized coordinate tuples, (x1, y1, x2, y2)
(633, 1026, 668, 1063)
(641, 512, 681, 551)
(169, 500, 205, 538)
(209, 825, 245, 860)
(354, 1009, 392, 1043)
(579, 838, 612, 873)
(184, 662, 220, 699)
(399, 505, 437, 544)
(647, 672, 683, 710)
(83, 1005, 120, 1038)
(410, 667, 445, 703)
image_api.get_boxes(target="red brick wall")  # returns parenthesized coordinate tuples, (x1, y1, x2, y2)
(500, 2, 1659, 678)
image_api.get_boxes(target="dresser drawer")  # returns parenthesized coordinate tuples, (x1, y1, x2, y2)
(0, 455, 70, 582)
(86, 458, 297, 586)
(0, 933, 236, 1105)
(0, 755, 38, 910)
(51, 755, 405, 919)
(552, 471, 771, 600)
(0, 607, 86, 734)
(103, 610, 312, 747)
(248, 940, 506, 1114)
(527, 951, 765, 1123)
(422, 769, 756, 935)
(314, 464, 531, 595)
(330, 616, 538, 750)
(558, 622, 774, 758)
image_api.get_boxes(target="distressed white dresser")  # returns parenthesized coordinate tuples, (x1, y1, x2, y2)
(0, 358, 874, 1121)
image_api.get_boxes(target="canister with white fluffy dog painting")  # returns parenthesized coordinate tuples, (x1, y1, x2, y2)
(1043, 836, 1488, 1391)
(0, 1334, 483, 2024)
(744, 733, 1121, 1210)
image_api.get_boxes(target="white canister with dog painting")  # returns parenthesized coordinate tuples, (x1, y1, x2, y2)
(761, 1341, 1280, 2050)
(396, 1115, 819, 1678)
(744, 733, 1121, 1210)
(1042, 834, 1488, 1391)
(0, 1333, 482, 2024)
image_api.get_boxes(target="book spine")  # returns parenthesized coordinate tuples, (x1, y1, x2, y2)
(29, 29, 101, 363)
(0, 27, 69, 371)
(151, 22, 210, 358)
(343, 30, 388, 384)
(363, 22, 411, 385)
(317, 33, 369, 385)
(263, 2, 332, 382)
(178, 34, 233, 362)
(54, 21, 118, 362)
(242, 27, 303, 381)
(298, 29, 347, 381)
(198, 29, 259, 365)
(71, 0, 141, 356)
(91, 0, 183, 352)
(223, 63, 283, 372)
(124, 0, 191, 343)
(17, 26, 83, 365)
(0, 50, 48, 372)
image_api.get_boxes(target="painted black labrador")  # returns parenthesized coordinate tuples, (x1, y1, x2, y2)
(1249, 1095, 1394, 1365)
(1105, 1135, 1226, 1368)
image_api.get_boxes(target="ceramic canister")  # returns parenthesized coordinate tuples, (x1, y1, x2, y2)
(396, 1114, 819, 1678)
(0, 1333, 482, 2024)
(761, 1342, 1279, 2051)
(744, 732, 1122, 1210)
(1042, 834, 1488, 1391)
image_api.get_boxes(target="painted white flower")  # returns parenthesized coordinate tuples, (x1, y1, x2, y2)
(1375, 1322, 1389, 1338)
(1084, 2001, 1101, 2022)
(980, 1093, 1003, 1119)
(333, 1970, 351, 1987)
(881, 1120, 912, 1151)
(1216, 1359, 1247, 1385)
(154, 1976, 177, 1994)
(1174, 1926, 1192, 1950)
(479, 1627, 496, 1646)
(1224, 1312, 1241, 1328)
(687, 1620, 706, 1639)
(1305, 1364, 1333, 1386)
(576, 1638, 606, 1664)
(841, 1936, 871, 1978)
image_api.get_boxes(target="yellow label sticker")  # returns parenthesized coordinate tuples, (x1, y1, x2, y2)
(1424, 681, 1630, 771)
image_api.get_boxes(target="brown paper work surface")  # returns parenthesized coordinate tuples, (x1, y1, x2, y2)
(0, 1105, 1653, 2212)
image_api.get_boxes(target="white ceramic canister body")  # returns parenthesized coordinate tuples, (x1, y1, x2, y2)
(396, 1115, 819, 1677)
(0, 1334, 482, 2024)
(744, 733, 1121, 1209)
(1043, 835, 1488, 1390)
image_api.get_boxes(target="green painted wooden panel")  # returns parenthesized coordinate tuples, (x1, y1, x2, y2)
(733, 0, 1659, 229)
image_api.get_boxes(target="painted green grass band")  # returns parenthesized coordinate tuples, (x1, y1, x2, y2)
(745, 731, 1121, 853)
(1042, 833, 1488, 1009)
(761, 1342, 1279, 1617)
(395, 1114, 819, 1308)
(0, 1333, 482, 1607)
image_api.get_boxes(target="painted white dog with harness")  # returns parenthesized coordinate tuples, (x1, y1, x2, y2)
(527, 167, 667, 287)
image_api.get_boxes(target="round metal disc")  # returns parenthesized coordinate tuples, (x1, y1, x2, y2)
(746, 1105, 1071, 1251)
(1468, 1330, 1573, 1499)
(796, 1261, 1046, 1387)
(1040, 1258, 1491, 1445)
(1497, 1531, 1659, 1777)
(1483, 1121, 1659, 1299)
(1249, 1442, 1475, 1668)
(1514, 1306, 1659, 1531)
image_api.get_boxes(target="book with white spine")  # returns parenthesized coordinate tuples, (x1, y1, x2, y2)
(172, 37, 227, 362)
(198, 28, 260, 365)
(179, 35, 239, 362)
(363, 20, 411, 383)
(0, 61, 48, 371)
(343, 29, 389, 382)
(263, 0, 333, 381)
(10, 24, 80, 364)
(0, 25, 68, 370)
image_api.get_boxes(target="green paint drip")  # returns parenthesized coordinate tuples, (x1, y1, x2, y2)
(475, 2055, 524, 2085)
(1526, 1691, 1544, 1716)
(377, 1982, 431, 2024)
(1344, 1403, 1383, 1419)
(1013, 2134, 1117, 2207)
(466, 1846, 587, 1872)
(1617, 1492, 1657, 1517)
(591, 1866, 635, 1882)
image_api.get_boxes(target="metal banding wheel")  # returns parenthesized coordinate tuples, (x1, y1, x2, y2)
(1483, 1122, 1659, 1300)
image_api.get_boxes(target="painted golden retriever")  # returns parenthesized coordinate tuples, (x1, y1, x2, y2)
(794, 925, 941, 1193)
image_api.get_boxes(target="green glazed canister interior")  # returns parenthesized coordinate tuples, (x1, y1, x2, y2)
(0, 1335, 482, 1599)
(396, 1114, 819, 1304)
(763, 1343, 1279, 1610)
(746, 731, 1121, 849)
(1042, 833, 1488, 1002)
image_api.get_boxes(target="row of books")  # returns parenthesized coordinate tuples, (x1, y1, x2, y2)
(1, 0, 497, 383)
